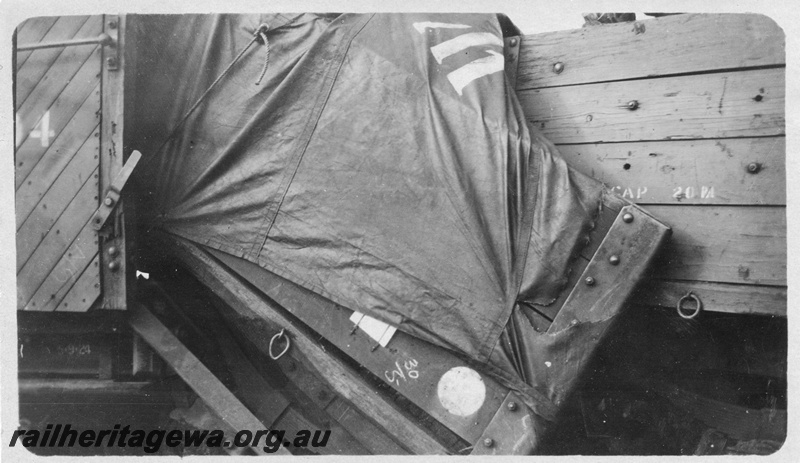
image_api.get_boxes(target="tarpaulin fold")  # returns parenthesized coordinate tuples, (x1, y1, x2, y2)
(130, 13, 603, 364)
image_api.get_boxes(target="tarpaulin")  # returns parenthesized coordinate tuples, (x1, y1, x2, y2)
(129, 13, 604, 364)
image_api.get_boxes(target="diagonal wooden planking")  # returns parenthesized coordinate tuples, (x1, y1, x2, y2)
(557, 137, 786, 206)
(53, 253, 101, 313)
(15, 16, 88, 91)
(518, 68, 784, 144)
(17, 168, 98, 307)
(16, 83, 100, 190)
(22, 219, 99, 311)
(16, 44, 100, 160)
(15, 16, 59, 70)
(516, 14, 784, 91)
(16, 16, 99, 110)
(17, 126, 99, 230)
(646, 205, 785, 286)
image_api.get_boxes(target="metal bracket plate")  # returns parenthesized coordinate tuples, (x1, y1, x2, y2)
(471, 391, 537, 455)
(550, 204, 671, 333)
(104, 15, 120, 71)
(91, 150, 141, 231)
(504, 36, 521, 89)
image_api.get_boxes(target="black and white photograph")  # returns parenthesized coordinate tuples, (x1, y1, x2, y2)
(1, 0, 794, 458)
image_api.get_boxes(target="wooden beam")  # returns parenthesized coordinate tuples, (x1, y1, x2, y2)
(128, 304, 285, 456)
(635, 279, 786, 317)
(646, 205, 785, 286)
(516, 13, 784, 90)
(557, 137, 785, 206)
(518, 68, 784, 143)
(169, 237, 450, 455)
(208, 247, 510, 445)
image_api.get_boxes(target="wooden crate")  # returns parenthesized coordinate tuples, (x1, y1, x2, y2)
(512, 13, 786, 317)
(15, 15, 130, 312)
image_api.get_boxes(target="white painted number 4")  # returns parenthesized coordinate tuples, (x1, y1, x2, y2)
(16, 111, 55, 148)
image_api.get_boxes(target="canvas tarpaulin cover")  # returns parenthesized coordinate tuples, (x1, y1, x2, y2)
(130, 14, 606, 382)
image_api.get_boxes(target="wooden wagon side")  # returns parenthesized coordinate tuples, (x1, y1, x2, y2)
(510, 13, 786, 319)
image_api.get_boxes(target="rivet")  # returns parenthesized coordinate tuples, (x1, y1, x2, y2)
(106, 57, 117, 67)
(107, 246, 119, 257)
(609, 255, 620, 266)
(509, 38, 518, 47)
(483, 438, 494, 448)
(108, 261, 119, 272)
(747, 162, 761, 174)
(507, 401, 518, 411)
(104, 197, 115, 207)
(553, 62, 564, 74)
(108, 20, 117, 29)
(585, 114, 593, 122)
(622, 213, 634, 223)
(584, 277, 595, 286)
(627, 100, 639, 110)
(570, 319, 578, 326)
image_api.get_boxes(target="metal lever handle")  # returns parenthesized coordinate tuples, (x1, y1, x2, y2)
(17, 33, 113, 52)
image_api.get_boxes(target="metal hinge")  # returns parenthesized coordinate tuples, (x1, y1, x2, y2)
(91, 150, 142, 231)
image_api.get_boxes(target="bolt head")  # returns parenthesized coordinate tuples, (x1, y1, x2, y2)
(584, 276, 596, 286)
(106, 57, 117, 67)
(108, 20, 117, 29)
(627, 100, 639, 110)
(553, 62, 564, 74)
(510, 38, 518, 47)
(104, 197, 115, 207)
(609, 255, 620, 266)
(483, 438, 494, 448)
(507, 401, 518, 411)
(622, 213, 634, 223)
(107, 246, 119, 257)
(747, 162, 760, 173)
(108, 261, 119, 272)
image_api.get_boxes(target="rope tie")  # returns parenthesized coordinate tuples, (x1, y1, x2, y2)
(154, 23, 271, 156)
(255, 25, 270, 85)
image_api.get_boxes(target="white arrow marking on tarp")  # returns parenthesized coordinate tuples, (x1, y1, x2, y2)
(447, 50, 505, 95)
(430, 32, 503, 64)
(412, 22, 471, 34)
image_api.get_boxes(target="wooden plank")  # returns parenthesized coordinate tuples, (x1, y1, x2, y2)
(557, 137, 786, 205)
(635, 279, 786, 317)
(516, 14, 785, 90)
(16, 15, 98, 110)
(128, 305, 283, 456)
(53, 253, 100, 312)
(324, 400, 410, 454)
(16, 125, 100, 229)
(16, 168, 98, 304)
(23, 223, 99, 311)
(646, 205, 785, 286)
(15, 72, 101, 189)
(518, 68, 784, 144)
(209, 247, 508, 445)
(169, 238, 450, 455)
(15, 16, 59, 70)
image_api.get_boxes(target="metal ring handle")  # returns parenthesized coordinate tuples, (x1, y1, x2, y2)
(676, 292, 702, 319)
(268, 328, 290, 360)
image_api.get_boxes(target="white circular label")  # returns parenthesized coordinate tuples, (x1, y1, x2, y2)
(437, 366, 486, 417)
